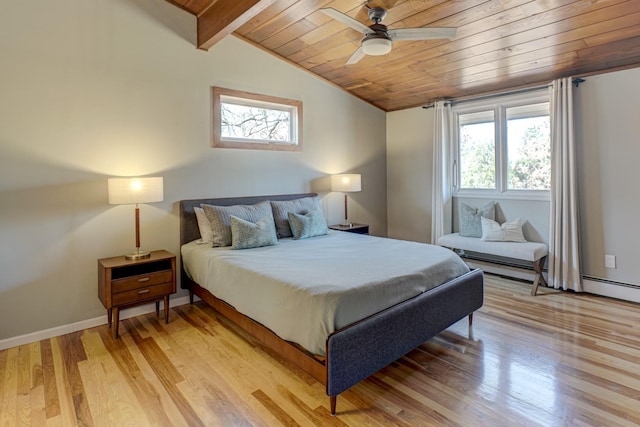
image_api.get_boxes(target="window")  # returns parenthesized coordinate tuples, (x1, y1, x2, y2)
(212, 87, 302, 151)
(453, 90, 550, 199)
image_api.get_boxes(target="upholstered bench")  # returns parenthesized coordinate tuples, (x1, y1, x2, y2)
(437, 233, 548, 296)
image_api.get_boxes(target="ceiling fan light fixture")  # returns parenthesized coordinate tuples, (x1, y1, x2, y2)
(361, 37, 392, 56)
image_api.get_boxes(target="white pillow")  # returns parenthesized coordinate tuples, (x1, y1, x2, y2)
(194, 207, 214, 244)
(481, 217, 527, 242)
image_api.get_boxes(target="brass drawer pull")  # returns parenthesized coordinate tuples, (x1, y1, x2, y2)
(138, 289, 150, 295)
(138, 277, 150, 283)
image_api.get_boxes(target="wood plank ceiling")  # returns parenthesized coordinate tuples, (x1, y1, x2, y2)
(165, 0, 640, 111)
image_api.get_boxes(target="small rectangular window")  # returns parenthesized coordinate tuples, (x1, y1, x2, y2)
(212, 87, 302, 151)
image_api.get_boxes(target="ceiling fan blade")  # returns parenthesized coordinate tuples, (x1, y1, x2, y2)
(389, 27, 457, 41)
(346, 47, 366, 65)
(320, 7, 370, 34)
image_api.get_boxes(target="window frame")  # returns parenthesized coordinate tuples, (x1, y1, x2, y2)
(212, 86, 303, 152)
(452, 90, 551, 201)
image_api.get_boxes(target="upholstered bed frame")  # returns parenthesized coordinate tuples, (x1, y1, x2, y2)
(179, 193, 484, 415)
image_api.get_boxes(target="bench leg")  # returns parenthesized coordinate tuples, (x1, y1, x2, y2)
(531, 256, 548, 296)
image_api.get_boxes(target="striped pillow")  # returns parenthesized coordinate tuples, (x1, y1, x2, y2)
(270, 196, 321, 238)
(201, 201, 272, 247)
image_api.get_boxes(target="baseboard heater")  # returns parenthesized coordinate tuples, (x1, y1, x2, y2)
(583, 275, 640, 290)
(457, 251, 545, 272)
(461, 252, 640, 291)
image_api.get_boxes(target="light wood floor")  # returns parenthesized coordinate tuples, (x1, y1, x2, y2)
(2, 275, 640, 426)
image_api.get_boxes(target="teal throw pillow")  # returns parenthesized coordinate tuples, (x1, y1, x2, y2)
(287, 208, 329, 240)
(230, 214, 278, 250)
(459, 201, 495, 238)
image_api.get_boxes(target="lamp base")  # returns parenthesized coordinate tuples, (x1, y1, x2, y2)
(341, 221, 353, 227)
(125, 250, 151, 261)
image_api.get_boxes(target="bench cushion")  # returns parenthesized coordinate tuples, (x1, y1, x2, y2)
(437, 233, 547, 262)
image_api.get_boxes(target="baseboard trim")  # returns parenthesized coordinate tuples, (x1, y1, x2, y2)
(0, 296, 192, 351)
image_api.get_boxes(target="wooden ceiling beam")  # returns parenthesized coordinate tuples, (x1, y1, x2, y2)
(197, 0, 277, 50)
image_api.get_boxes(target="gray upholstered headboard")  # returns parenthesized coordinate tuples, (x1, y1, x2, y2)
(179, 193, 317, 247)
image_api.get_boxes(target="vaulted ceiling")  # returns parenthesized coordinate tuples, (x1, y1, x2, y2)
(165, 0, 640, 111)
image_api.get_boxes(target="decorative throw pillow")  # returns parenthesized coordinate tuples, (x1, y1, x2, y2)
(230, 215, 278, 250)
(481, 217, 527, 242)
(460, 201, 496, 238)
(270, 196, 321, 238)
(287, 208, 329, 240)
(194, 207, 214, 244)
(201, 200, 272, 247)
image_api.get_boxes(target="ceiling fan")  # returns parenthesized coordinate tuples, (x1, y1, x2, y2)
(320, 6, 457, 65)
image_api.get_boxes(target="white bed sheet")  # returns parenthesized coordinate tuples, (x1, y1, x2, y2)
(181, 231, 470, 355)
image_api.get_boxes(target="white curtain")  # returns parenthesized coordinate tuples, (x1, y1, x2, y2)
(430, 101, 454, 244)
(549, 78, 582, 292)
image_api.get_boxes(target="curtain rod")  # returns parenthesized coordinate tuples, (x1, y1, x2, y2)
(422, 77, 585, 109)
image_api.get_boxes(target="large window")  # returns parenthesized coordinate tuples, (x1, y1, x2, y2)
(212, 87, 302, 151)
(454, 90, 550, 199)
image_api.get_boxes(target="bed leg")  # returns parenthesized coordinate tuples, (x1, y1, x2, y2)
(189, 290, 194, 305)
(330, 396, 337, 416)
(468, 312, 473, 326)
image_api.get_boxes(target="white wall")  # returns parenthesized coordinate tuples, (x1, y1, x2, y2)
(576, 67, 640, 286)
(0, 0, 387, 341)
(387, 67, 640, 292)
(386, 107, 433, 243)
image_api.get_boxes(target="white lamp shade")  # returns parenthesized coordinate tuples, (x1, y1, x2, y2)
(331, 174, 361, 192)
(108, 177, 164, 205)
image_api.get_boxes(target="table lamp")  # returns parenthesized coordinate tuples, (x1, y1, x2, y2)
(331, 174, 361, 227)
(108, 177, 164, 260)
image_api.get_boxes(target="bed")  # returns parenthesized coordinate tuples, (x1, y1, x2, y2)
(179, 193, 484, 415)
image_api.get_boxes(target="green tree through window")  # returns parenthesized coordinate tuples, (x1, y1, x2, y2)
(454, 93, 550, 196)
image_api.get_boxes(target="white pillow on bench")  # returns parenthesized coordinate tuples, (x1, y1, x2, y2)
(481, 217, 526, 242)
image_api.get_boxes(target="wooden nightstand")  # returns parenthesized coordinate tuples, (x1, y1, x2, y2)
(98, 250, 176, 338)
(328, 223, 369, 235)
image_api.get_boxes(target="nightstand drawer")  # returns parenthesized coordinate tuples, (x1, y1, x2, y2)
(112, 270, 173, 293)
(112, 282, 174, 306)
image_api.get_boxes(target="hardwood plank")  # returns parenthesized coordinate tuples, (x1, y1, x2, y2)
(78, 332, 152, 427)
(58, 332, 92, 427)
(123, 317, 205, 426)
(165, 305, 317, 424)
(0, 349, 7, 399)
(28, 342, 46, 426)
(2, 275, 640, 425)
(97, 327, 189, 427)
(40, 339, 61, 421)
(50, 337, 78, 426)
(16, 344, 31, 425)
(0, 347, 18, 426)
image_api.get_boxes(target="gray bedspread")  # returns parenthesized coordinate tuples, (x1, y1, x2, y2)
(181, 231, 469, 355)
